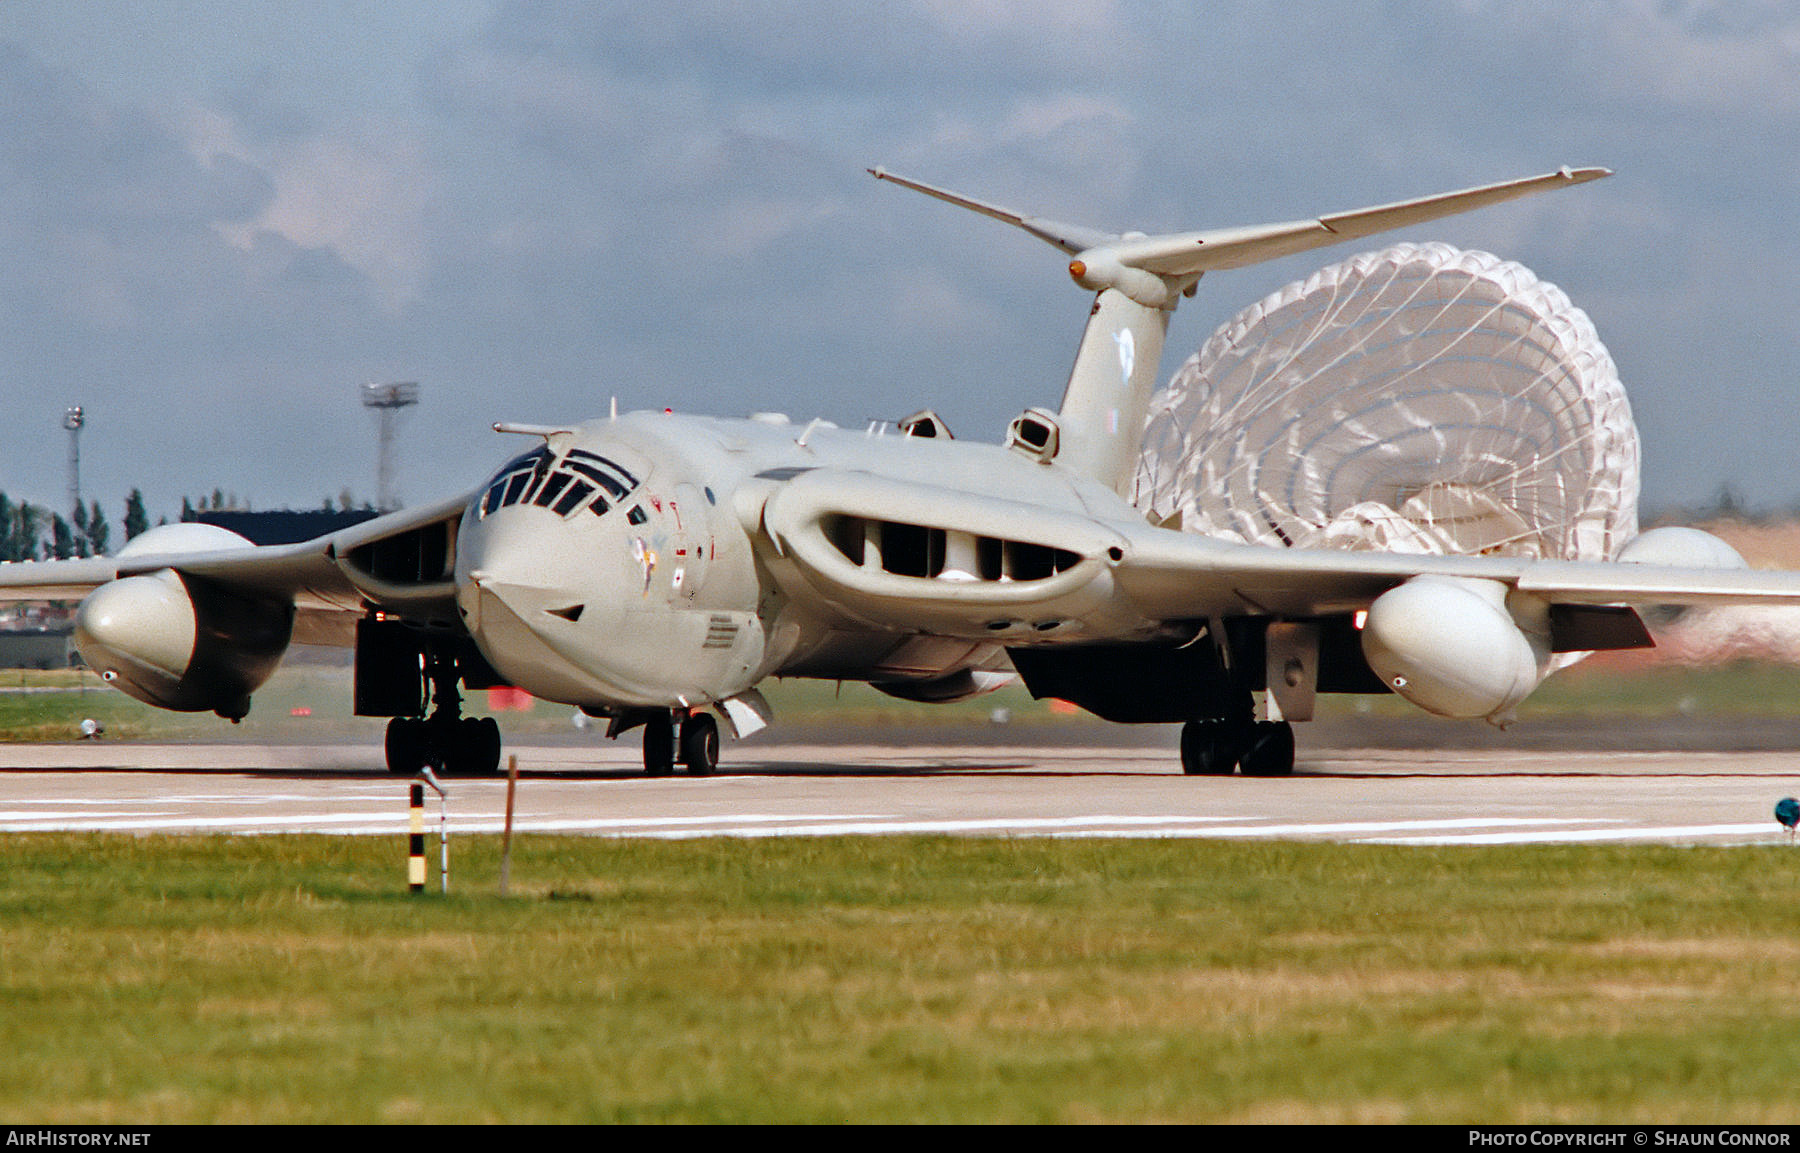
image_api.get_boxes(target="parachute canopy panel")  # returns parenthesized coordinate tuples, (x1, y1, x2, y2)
(1134, 243, 1639, 562)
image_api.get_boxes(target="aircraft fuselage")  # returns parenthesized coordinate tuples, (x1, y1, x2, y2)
(453, 409, 1140, 713)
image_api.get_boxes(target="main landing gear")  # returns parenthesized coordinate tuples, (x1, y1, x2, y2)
(384, 645, 503, 776)
(386, 714, 502, 776)
(1179, 717, 1295, 777)
(637, 709, 720, 776)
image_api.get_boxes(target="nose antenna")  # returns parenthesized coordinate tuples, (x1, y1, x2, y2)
(493, 422, 575, 440)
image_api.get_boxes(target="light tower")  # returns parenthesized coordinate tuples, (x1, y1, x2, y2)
(360, 382, 418, 511)
(63, 406, 84, 517)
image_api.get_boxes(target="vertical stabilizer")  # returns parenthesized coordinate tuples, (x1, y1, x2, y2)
(870, 164, 1609, 493)
(1054, 289, 1172, 492)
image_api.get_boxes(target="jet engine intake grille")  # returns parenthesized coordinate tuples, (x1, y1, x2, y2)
(823, 515, 1079, 582)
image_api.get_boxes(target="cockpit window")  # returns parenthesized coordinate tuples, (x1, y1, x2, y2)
(475, 445, 643, 521)
(478, 447, 549, 518)
(553, 480, 595, 516)
(565, 449, 638, 498)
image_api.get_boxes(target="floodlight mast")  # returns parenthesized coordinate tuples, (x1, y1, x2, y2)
(361, 382, 419, 511)
(62, 406, 84, 519)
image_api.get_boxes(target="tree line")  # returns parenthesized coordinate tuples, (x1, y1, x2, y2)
(0, 486, 379, 562)
(0, 490, 149, 562)
(175, 489, 376, 521)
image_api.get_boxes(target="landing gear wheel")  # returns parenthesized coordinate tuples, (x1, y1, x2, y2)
(480, 716, 503, 773)
(385, 717, 427, 775)
(643, 714, 676, 776)
(679, 712, 719, 776)
(1239, 721, 1295, 777)
(1179, 720, 1238, 776)
(380, 637, 505, 776)
(445, 716, 504, 775)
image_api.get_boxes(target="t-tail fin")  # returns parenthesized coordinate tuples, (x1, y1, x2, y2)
(870, 165, 1609, 495)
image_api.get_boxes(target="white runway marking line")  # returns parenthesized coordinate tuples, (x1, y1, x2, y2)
(519, 816, 1612, 840)
(0, 812, 1270, 836)
(540, 814, 1253, 838)
(0, 812, 896, 834)
(218, 815, 1244, 837)
(443, 813, 896, 834)
(1367, 822, 1781, 845)
(1046, 817, 1616, 840)
(158, 794, 350, 804)
(0, 808, 1773, 845)
(0, 798, 174, 806)
(0, 811, 172, 822)
(0, 812, 435, 832)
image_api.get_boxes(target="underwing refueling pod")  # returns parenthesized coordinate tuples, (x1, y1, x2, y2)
(0, 162, 1792, 777)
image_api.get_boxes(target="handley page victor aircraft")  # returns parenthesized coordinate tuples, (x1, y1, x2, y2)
(5, 165, 1798, 777)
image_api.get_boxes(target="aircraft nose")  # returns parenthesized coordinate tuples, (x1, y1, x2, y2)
(455, 506, 605, 701)
(458, 566, 614, 705)
(458, 566, 581, 635)
(456, 507, 582, 624)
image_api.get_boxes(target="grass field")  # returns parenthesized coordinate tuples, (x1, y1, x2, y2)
(3, 833, 1800, 1123)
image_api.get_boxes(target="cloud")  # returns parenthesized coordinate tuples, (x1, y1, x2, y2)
(1452, 0, 1800, 116)
(3, 3, 1800, 516)
(0, 41, 409, 511)
(912, 0, 1122, 42)
(205, 122, 435, 310)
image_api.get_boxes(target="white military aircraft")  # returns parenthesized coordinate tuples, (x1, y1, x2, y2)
(7, 165, 1797, 777)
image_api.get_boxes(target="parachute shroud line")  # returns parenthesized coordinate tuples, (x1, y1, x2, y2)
(1135, 243, 1640, 566)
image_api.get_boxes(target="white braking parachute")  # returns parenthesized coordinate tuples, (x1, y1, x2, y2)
(1133, 243, 1640, 562)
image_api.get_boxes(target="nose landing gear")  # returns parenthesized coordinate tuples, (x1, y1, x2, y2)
(634, 708, 721, 776)
(678, 711, 719, 775)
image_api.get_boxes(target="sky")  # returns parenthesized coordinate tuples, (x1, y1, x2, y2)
(3, 0, 1799, 526)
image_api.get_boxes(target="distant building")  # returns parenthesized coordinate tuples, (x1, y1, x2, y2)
(196, 509, 380, 546)
(0, 606, 75, 669)
(0, 510, 387, 668)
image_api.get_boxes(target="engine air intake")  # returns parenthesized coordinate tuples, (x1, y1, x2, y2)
(824, 515, 1079, 582)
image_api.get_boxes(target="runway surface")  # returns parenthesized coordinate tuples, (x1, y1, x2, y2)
(3, 739, 1799, 844)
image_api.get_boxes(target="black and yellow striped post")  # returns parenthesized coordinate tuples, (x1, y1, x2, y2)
(408, 782, 426, 893)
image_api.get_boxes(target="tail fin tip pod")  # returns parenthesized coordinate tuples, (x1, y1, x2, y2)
(869, 164, 1610, 493)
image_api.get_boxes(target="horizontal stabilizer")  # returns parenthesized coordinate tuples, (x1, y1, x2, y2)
(868, 167, 1119, 255)
(1110, 167, 1612, 277)
(871, 164, 1611, 279)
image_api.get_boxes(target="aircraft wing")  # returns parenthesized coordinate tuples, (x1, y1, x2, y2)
(1110, 526, 1800, 619)
(0, 556, 120, 602)
(755, 468, 1800, 644)
(0, 493, 470, 641)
